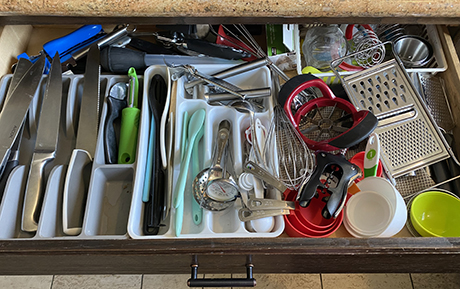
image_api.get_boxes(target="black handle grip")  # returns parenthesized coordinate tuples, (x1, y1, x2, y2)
(101, 47, 147, 74)
(0, 158, 19, 203)
(185, 38, 251, 60)
(328, 111, 378, 149)
(128, 37, 175, 55)
(104, 97, 126, 164)
(298, 152, 361, 218)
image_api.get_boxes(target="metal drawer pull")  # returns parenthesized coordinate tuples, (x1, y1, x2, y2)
(187, 263, 256, 287)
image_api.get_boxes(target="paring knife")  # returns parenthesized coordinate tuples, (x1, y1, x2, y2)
(0, 58, 33, 201)
(0, 55, 46, 180)
(63, 44, 100, 236)
(22, 53, 62, 232)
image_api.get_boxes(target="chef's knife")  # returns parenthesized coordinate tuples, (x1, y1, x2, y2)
(22, 53, 62, 232)
(63, 44, 100, 236)
(0, 55, 45, 180)
(0, 58, 33, 201)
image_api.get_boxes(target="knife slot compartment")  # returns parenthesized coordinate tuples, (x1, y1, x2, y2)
(83, 166, 133, 237)
(0, 165, 34, 239)
(36, 165, 67, 238)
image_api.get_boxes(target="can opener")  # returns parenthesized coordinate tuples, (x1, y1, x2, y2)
(297, 152, 361, 219)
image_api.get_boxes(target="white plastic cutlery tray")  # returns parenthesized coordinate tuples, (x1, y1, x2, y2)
(0, 63, 284, 240)
(0, 73, 143, 240)
(127, 64, 285, 239)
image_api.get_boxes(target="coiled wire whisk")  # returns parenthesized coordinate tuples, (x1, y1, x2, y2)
(348, 25, 385, 69)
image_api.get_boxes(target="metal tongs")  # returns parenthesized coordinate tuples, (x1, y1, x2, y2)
(130, 31, 251, 60)
(167, 63, 271, 102)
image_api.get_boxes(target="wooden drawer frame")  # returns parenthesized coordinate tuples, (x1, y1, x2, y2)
(0, 24, 459, 275)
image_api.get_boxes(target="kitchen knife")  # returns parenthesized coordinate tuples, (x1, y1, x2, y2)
(22, 53, 62, 232)
(0, 58, 33, 201)
(63, 44, 100, 236)
(0, 55, 45, 180)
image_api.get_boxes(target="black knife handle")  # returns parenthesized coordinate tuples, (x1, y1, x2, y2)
(0, 158, 19, 203)
(104, 97, 126, 164)
(185, 38, 251, 60)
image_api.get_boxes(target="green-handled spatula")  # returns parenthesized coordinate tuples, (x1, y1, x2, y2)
(118, 67, 140, 164)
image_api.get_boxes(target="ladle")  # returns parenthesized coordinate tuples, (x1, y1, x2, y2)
(193, 120, 239, 211)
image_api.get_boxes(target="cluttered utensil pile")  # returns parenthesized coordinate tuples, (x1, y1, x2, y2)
(1, 23, 459, 240)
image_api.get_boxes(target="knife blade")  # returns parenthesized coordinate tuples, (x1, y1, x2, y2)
(0, 55, 45, 180)
(63, 44, 100, 235)
(0, 58, 33, 201)
(22, 53, 63, 232)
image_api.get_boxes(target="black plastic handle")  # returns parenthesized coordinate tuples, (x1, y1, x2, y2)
(104, 97, 126, 164)
(298, 152, 361, 218)
(188, 263, 256, 287)
(101, 47, 147, 74)
(328, 111, 378, 149)
(0, 158, 19, 203)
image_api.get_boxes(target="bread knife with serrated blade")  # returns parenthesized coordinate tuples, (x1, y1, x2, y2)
(63, 44, 100, 236)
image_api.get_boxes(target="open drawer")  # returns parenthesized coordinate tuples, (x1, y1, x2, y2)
(0, 24, 459, 276)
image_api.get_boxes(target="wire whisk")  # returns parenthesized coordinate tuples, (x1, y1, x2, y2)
(209, 24, 315, 189)
(346, 24, 385, 69)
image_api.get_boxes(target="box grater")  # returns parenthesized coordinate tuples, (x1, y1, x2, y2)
(336, 53, 450, 178)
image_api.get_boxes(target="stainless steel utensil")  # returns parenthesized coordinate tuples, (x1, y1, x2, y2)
(22, 53, 63, 232)
(331, 42, 450, 178)
(63, 44, 101, 235)
(238, 208, 290, 222)
(394, 35, 433, 68)
(0, 55, 46, 179)
(263, 73, 314, 189)
(0, 58, 33, 200)
(417, 73, 454, 131)
(193, 120, 239, 211)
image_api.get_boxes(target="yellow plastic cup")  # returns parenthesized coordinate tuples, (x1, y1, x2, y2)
(410, 191, 460, 237)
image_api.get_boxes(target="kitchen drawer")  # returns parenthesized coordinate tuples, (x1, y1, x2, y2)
(0, 24, 459, 276)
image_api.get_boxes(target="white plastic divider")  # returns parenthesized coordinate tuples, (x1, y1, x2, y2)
(0, 73, 142, 240)
(128, 64, 284, 239)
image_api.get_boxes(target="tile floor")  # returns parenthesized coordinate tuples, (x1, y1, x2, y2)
(0, 273, 459, 289)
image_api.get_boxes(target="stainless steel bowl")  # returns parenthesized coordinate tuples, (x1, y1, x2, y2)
(394, 35, 433, 68)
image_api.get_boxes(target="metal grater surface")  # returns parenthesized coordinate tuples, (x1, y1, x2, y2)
(419, 74, 455, 131)
(342, 59, 449, 177)
(394, 167, 435, 198)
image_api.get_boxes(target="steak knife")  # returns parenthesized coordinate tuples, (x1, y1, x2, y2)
(22, 53, 62, 232)
(0, 55, 45, 180)
(0, 58, 33, 201)
(63, 45, 100, 235)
